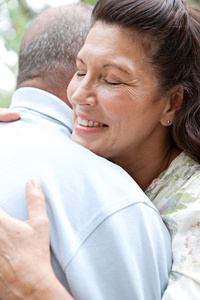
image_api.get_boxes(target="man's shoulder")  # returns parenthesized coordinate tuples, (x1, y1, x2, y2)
(9, 87, 73, 131)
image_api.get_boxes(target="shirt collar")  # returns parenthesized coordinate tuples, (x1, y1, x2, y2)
(10, 87, 73, 131)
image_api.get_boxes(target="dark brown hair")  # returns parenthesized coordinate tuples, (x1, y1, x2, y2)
(92, 0, 200, 163)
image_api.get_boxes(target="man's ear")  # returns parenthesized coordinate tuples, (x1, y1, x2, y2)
(160, 84, 183, 126)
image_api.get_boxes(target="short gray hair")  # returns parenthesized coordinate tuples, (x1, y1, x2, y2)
(17, 3, 92, 86)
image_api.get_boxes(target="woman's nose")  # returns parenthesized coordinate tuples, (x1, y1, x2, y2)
(69, 76, 97, 107)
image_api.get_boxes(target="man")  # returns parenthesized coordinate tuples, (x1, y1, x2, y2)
(0, 4, 171, 300)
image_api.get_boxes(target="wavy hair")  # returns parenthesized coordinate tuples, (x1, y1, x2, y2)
(92, 0, 200, 163)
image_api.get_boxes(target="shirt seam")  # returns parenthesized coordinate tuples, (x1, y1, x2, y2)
(62, 200, 160, 271)
(10, 106, 72, 134)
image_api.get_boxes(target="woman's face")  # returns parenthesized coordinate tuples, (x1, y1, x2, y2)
(67, 22, 169, 165)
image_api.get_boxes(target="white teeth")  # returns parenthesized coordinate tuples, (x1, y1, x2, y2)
(82, 119, 89, 126)
(88, 120, 94, 127)
(78, 117, 82, 124)
(77, 117, 103, 127)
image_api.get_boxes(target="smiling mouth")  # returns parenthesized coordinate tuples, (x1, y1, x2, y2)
(78, 117, 106, 127)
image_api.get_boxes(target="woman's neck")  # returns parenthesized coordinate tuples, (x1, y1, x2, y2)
(113, 145, 181, 192)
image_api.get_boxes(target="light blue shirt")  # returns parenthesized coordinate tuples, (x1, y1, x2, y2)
(0, 87, 172, 299)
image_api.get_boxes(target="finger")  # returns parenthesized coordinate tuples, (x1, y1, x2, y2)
(25, 178, 48, 222)
(0, 109, 20, 122)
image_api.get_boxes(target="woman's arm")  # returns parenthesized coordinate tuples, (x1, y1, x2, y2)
(0, 178, 74, 300)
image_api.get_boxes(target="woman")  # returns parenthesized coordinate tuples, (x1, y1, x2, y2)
(68, 0, 200, 297)
(0, 0, 200, 299)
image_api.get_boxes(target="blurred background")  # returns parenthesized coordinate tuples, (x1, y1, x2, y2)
(0, 0, 199, 108)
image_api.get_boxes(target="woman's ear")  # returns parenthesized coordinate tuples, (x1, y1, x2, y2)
(160, 84, 183, 126)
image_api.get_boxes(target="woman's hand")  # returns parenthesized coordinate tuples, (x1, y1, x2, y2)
(0, 178, 73, 300)
(0, 108, 20, 122)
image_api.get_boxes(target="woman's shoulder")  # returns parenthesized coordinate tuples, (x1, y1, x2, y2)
(145, 152, 200, 209)
(162, 152, 200, 186)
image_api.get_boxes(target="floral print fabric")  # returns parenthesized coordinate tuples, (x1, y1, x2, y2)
(146, 152, 200, 298)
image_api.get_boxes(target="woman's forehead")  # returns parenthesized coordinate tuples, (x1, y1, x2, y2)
(82, 22, 147, 57)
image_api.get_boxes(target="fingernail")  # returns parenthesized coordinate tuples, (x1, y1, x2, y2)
(30, 178, 41, 188)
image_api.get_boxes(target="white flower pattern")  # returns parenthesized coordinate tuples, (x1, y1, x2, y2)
(145, 152, 200, 297)
(184, 223, 200, 263)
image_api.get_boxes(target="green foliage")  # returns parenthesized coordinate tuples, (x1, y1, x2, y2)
(81, 0, 97, 6)
(189, 0, 200, 4)
(0, 0, 37, 107)
(2, 0, 35, 53)
(0, 89, 12, 108)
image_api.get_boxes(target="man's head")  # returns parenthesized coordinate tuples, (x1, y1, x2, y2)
(17, 3, 92, 107)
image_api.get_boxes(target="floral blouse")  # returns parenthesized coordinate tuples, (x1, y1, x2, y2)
(145, 152, 200, 299)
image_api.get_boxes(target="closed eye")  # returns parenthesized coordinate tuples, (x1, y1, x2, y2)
(76, 72, 85, 77)
(105, 80, 121, 86)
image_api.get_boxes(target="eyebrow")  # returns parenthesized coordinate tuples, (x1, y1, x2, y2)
(103, 64, 130, 75)
(76, 57, 130, 75)
(76, 57, 85, 65)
